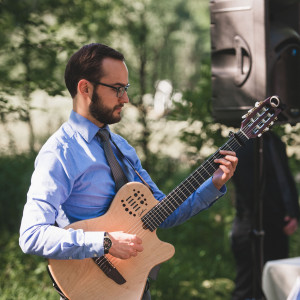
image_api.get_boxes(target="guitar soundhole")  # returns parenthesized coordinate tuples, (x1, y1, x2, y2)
(120, 189, 148, 217)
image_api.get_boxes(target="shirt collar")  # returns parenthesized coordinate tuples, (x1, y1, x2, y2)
(68, 110, 110, 143)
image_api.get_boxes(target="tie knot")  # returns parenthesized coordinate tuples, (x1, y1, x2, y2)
(97, 129, 110, 142)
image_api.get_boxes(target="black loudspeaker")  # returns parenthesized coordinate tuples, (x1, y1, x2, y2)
(210, 0, 300, 126)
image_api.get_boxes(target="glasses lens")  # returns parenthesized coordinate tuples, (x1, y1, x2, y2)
(116, 87, 123, 98)
(117, 85, 130, 97)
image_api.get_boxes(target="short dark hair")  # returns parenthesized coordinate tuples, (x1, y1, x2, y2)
(64, 43, 125, 98)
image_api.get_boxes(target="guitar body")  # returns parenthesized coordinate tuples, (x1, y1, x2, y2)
(48, 182, 175, 300)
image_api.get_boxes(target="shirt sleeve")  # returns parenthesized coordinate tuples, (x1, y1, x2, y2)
(159, 177, 226, 228)
(19, 148, 106, 260)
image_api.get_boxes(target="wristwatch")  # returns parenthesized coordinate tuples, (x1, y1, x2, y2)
(103, 232, 112, 254)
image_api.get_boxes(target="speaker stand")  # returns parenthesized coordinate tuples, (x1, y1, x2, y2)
(251, 137, 266, 300)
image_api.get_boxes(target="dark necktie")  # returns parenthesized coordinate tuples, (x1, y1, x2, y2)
(97, 129, 128, 192)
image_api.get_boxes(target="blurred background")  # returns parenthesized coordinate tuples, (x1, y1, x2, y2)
(0, 0, 300, 299)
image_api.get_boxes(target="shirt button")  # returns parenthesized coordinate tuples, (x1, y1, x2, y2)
(93, 253, 98, 257)
(69, 256, 72, 259)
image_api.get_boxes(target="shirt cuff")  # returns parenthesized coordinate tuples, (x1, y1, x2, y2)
(196, 177, 227, 202)
(84, 231, 105, 258)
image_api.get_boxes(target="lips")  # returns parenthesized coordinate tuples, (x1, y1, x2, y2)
(114, 105, 124, 113)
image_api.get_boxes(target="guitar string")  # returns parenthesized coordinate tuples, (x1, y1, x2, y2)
(105, 108, 272, 267)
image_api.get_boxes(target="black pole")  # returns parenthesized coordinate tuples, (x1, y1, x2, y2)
(251, 136, 265, 299)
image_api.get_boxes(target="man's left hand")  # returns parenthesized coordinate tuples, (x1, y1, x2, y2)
(212, 150, 238, 190)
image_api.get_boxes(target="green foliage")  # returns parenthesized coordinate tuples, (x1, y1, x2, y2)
(0, 153, 35, 232)
(0, 232, 57, 300)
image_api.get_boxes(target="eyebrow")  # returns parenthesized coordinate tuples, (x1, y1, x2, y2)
(112, 82, 129, 87)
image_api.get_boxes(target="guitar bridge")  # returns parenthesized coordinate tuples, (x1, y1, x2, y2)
(92, 256, 126, 285)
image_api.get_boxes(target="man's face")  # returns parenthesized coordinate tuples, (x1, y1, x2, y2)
(89, 58, 129, 127)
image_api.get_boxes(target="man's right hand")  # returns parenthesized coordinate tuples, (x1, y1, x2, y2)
(106, 231, 143, 259)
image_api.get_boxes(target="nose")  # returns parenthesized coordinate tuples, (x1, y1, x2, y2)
(120, 91, 130, 103)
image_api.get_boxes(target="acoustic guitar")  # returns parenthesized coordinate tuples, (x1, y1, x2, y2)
(48, 96, 282, 300)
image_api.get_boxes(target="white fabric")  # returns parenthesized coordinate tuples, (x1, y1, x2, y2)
(262, 257, 300, 300)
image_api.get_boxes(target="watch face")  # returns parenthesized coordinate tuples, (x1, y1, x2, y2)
(104, 236, 112, 254)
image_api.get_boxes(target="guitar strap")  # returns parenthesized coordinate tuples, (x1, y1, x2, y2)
(111, 137, 160, 280)
(111, 138, 154, 194)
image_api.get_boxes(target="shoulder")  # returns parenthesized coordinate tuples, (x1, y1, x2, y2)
(39, 122, 76, 154)
(35, 120, 90, 170)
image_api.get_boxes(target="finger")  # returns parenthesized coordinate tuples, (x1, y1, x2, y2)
(130, 234, 142, 245)
(219, 150, 236, 156)
(218, 151, 238, 166)
(218, 164, 231, 173)
(218, 165, 233, 179)
(215, 157, 238, 171)
(214, 158, 235, 169)
(134, 244, 144, 252)
(222, 155, 239, 167)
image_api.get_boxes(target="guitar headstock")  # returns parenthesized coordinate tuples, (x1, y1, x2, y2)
(241, 96, 283, 139)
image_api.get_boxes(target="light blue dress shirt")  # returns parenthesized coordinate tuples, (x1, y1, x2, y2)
(19, 110, 226, 260)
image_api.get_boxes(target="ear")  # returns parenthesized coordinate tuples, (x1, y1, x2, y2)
(77, 79, 92, 97)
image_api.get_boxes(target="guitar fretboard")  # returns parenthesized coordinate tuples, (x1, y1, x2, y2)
(141, 130, 249, 231)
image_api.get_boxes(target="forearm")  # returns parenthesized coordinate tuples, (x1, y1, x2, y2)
(19, 201, 105, 259)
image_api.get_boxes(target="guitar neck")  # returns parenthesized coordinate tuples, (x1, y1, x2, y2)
(142, 130, 249, 231)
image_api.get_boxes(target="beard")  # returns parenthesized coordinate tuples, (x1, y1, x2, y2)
(89, 89, 123, 125)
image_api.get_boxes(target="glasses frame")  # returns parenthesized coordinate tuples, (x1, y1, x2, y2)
(93, 81, 130, 98)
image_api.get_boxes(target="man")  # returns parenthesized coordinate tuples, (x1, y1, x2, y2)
(19, 43, 238, 299)
(231, 131, 299, 300)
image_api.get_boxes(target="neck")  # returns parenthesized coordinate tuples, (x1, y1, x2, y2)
(73, 98, 105, 128)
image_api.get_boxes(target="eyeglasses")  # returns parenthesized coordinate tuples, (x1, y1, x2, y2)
(93, 82, 130, 98)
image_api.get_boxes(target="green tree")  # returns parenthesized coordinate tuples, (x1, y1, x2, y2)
(0, 0, 80, 151)
(108, 0, 212, 175)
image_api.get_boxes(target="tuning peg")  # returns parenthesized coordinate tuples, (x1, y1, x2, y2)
(242, 110, 253, 118)
(269, 121, 274, 126)
(255, 101, 261, 107)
